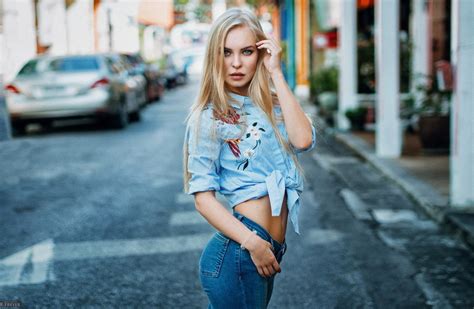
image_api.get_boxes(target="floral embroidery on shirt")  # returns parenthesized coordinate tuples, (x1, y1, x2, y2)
(236, 122, 266, 170)
(227, 138, 241, 157)
(245, 122, 265, 149)
(212, 107, 267, 171)
(213, 108, 248, 160)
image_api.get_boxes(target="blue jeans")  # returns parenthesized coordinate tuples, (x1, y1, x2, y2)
(199, 211, 287, 309)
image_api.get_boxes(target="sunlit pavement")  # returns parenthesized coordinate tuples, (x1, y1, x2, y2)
(0, 79, 473, 308)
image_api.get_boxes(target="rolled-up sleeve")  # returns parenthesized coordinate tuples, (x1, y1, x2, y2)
(186, 108, 222, 195)
(293, 123, 316, 154)
(273, 105, 316, 154)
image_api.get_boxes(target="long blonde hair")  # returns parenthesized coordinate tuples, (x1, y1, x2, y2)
(183, 8, 303, 193)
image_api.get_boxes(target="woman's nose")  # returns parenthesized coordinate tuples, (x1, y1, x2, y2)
(232, 55, 242, 68)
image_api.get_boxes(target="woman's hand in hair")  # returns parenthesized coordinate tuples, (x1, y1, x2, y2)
(256, 36, 282, 76)
(245, 233, 281, 277)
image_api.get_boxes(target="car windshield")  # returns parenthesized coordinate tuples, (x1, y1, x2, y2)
(17, 57, 100, 76)
(18, 60, 40, 75)
(47, 57, 100, 72)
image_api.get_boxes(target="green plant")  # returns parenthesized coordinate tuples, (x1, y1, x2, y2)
(345, 106, 368, 130)
(309, 66, 338, 98)
(414, 74, 451, 116)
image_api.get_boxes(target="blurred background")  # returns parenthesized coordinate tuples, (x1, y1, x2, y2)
(0, 0, 471, 207)
(0, 1, 473, 307)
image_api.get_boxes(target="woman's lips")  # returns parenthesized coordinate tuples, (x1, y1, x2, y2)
(230, 73, 245, 81)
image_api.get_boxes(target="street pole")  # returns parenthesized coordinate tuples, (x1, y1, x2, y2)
(375, 0, 402, 158)
(338, 0, 357, 131)
(0, 92, 12, 141)
(107, 7, 113, 52)
(0, 0, 10, 141)
(450, 0, 474, 207)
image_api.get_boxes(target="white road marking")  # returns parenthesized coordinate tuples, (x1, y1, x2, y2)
(169, 211, 206, 226)
(312, 153, 360, 171)
(372, 209, 419, 224)
(376, 230, 408, 251)
(340, 189, 373, 221)
(305, 228, 344, 245)
(150, 178, 176, 188)
(0, 233, 213, 287)
(0, 239, 55, 287)
(312, 153, 332, 171)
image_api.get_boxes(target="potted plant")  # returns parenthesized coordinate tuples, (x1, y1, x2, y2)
(310, 66, 338, 126)
(414, 74, 451, 151)
(344, 106, 368, 131)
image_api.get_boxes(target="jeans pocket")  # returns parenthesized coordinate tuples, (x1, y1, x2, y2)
(199, 232, 230, 278)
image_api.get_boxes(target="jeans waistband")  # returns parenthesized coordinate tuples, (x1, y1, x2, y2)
(233, 211, 286, 257)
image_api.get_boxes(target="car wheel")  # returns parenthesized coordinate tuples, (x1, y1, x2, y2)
(40, 120, 54, 131)
(11, 122, 27, 135)
(111, 103, 129, 129)
(129, 109, 141, 122)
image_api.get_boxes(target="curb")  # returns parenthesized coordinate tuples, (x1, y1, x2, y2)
(0, 94, 12, 141)
(331, 128, 474, 250)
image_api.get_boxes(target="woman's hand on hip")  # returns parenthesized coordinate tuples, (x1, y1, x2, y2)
(246, 234, 281, 278)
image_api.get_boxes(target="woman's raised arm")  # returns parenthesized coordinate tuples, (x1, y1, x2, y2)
(257, 37, 314, 151)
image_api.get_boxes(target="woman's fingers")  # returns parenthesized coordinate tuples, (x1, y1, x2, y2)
(272, 260, 281, 273)
(256, 42, 272, 52)
(261, 251, 281, 277)
(248, 238, 281, 277)
(257, 39, 281, 52)
(263, 266, 273, 277)
(257, 42, 276, 51)
(257, 43, 279, 56)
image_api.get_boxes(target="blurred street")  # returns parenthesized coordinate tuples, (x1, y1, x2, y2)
(0, 79, 473, 308)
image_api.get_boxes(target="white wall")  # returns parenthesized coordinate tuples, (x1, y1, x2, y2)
(66, 0, 94, 54)
(95, 0, 139, 54)
(38, 0, 68, 55)
(2, 0, 36, 82)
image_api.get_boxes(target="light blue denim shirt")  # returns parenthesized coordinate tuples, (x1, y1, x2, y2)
(185, 93, 316, 234)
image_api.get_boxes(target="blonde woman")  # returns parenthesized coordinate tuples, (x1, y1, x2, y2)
(183, 8, 316, 308)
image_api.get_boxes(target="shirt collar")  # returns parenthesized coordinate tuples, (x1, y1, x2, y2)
(229, 92, 251, 109)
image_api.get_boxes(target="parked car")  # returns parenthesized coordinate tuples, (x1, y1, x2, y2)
(121, 53, 165, 103)
(4, 53, 142, 134)
(170, 45, 205, 76)
(162, 57, 183, 89)
(111, 53, 147, 109)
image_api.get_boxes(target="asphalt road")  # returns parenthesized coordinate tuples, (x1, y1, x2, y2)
(0, 79, 473, 308)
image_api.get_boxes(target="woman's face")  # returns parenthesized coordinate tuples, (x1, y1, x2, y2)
(223, 25, 258, 96)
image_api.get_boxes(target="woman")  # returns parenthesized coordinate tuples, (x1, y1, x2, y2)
(183, 8, 316, 308)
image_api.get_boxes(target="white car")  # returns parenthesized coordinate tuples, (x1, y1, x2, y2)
(4, 53, 143, 134)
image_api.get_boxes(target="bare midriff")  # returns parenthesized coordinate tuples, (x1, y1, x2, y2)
(234, 194, 288, 244)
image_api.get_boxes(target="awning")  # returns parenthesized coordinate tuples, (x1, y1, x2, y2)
(137, 0, 174, 28)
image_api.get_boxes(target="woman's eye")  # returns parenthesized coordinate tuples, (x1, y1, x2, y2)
(224, 50, 231, 57)
(243, 49, 253, 55)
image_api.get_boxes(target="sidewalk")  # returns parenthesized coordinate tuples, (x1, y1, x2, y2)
(331, 128, 474, 249)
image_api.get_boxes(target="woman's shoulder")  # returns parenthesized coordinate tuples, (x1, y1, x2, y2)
(188, 104, 215, 125)
(186, 105, 218, 141)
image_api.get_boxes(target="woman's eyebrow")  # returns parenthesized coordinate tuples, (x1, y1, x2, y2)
(224, 45, 255, 50)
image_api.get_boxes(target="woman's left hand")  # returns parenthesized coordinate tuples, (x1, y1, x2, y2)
(256, 36, 282, 75)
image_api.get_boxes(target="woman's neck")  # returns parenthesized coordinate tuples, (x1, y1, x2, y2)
(227, 86, 249, 96)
